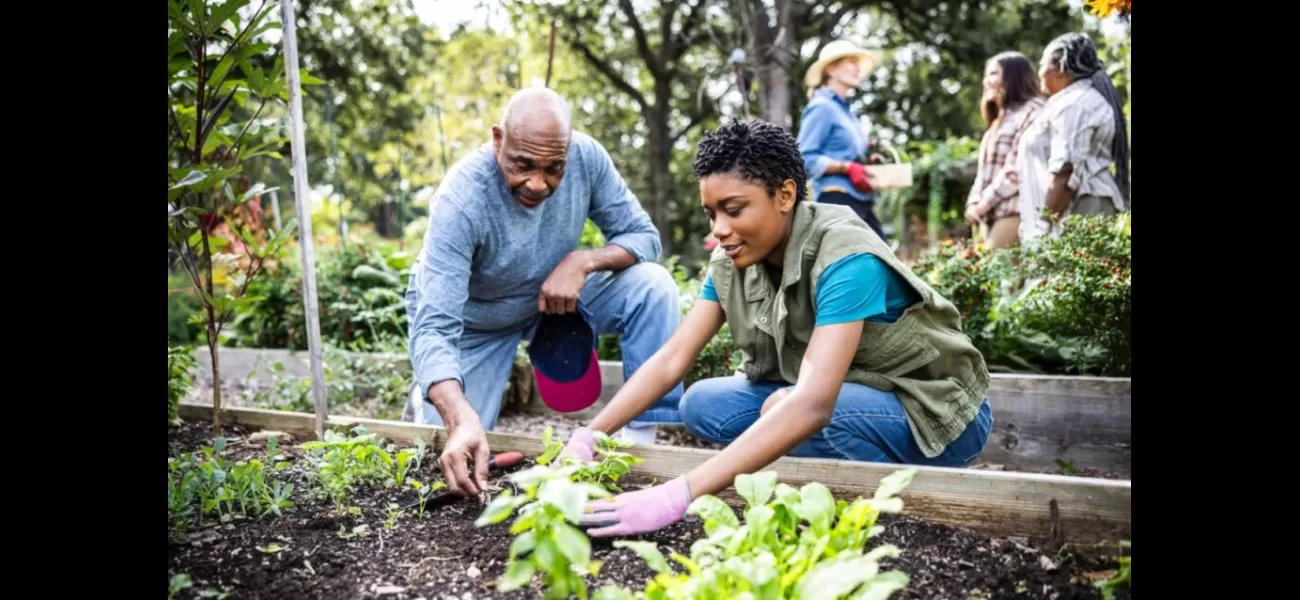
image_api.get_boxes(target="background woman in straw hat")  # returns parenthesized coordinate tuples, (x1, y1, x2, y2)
(796, 39, 889, 241)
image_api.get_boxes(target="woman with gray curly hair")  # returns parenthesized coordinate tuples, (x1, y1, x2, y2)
(1016, 32, 1129, 241)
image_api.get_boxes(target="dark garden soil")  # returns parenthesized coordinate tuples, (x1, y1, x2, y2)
(168, 420, 1129, 600)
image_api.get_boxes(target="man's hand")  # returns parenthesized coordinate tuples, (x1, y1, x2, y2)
(538, 252, 590, 314)
(440, 419, 491, 496)
(430, 381, 491, 496)
(965, 203, 985, 225)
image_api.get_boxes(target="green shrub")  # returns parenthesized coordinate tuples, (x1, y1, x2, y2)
(910, 213, 1132, 376)
(668, 257, 741, 386)
(168, 345, 198, 426)
(248, 347, 411, 421)
(233, 238, 414, 353)
(1014, 213, 1131, 375)
(167, 275, 203, 345)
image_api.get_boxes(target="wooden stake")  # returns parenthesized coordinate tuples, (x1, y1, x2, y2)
(278, 0, 328, 440)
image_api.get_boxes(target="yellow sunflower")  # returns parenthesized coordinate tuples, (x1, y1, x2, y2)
(1085, 0, 1130, 17)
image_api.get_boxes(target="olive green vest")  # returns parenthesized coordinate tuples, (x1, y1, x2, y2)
(708, 201, 990, 457)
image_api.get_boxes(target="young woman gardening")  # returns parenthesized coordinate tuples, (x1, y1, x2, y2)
(564, 119, 994, 538)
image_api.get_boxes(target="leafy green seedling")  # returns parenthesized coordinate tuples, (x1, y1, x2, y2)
(394, 449, 416, 488)
(476, 464, 612, 600)
(608, 468, 919, 600)
(1094, 540, 1130, 599)
(385, 503, 403, 530)
(535, 426, 645, 491)
(168, 437, 291, 530)
(169, 574, 192, 600)
(301, 425, 423, 512)
(408, 480, 446, 519)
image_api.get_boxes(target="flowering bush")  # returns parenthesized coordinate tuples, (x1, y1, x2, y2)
(1015, 214, 1131, 375)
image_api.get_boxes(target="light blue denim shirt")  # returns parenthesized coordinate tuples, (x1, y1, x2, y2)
(797, 87, 876, 202)
(404, 131, 661, 397)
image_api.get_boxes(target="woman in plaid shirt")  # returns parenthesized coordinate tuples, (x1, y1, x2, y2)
(965, 51, 1045, 249)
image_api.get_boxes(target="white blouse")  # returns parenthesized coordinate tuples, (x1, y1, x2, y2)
(1017, 77, 1126, 241)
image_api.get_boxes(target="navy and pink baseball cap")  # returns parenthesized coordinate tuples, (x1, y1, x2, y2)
(529, 306, 602, 413)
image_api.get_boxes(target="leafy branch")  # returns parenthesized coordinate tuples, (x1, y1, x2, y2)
(167, 0, 317, 436)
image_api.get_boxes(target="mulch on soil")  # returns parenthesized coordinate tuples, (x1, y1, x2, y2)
(168, 419, 1129, 600)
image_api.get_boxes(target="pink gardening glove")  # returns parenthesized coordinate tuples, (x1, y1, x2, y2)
(579, 476, 691, 537)
(557, 427, 597, 464)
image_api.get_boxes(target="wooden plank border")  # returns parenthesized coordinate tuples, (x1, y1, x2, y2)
(177, 403, 1131, 545)
(194, 348, 1132, 476)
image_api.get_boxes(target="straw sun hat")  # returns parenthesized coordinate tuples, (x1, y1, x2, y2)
(804, 40, 880, 89)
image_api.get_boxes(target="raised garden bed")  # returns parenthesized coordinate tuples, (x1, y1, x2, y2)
(169, 404, 1130, 599)
(194, 348, 1133, 479)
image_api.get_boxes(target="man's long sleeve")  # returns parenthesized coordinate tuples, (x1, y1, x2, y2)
(583, 140, 661, 263)
(408, 194, 476, 401)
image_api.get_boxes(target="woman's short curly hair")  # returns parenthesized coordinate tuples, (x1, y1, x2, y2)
(693, 119, 808, 203)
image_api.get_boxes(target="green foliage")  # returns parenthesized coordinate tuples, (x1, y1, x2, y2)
(169, 345, 199, 425)
(596, 469, 917, 600)
(536, 426, 644, 492)
(667, 257, 742, 386)
(284, 0, 438, 234)
(168, 0, 306, 433)
(167, 437, 294, 530)
(1094, 540, 1131, 599)
(247, 347, 410, 420)
(299, 425, 428, 512)
(234, 238, 414, 352)
(911, 213, 1131, 375)
(408, 479, 446, 519)
(169, 275, 204, 345)
(859, 0, 1084, 145)
(878, 137, 981, 244)
(476, 464, 613, 599)
(1016, 214, 1131, 374)
(169, 573, 231, 600)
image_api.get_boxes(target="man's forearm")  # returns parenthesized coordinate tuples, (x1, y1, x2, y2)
(574, 244, 637, 274)
(428, 379, 476, 428)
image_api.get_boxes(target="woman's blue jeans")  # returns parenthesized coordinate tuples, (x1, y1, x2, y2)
(679, 376, 993, 467)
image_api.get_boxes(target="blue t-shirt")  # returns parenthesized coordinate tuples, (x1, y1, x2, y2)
(698, 253, 918, 325)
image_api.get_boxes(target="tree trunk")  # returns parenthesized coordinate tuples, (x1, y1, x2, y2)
(647, 84, 674, 257)
(207, 337, 223, 438)
(750, 0, 795, 129)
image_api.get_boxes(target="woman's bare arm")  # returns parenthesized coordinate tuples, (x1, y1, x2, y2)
(587, 299, 725, 435)
(683, 319, 863, 499)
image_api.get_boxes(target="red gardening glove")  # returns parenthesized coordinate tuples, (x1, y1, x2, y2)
(846, 162, 874, 192)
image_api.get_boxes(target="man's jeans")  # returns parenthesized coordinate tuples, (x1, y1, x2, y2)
(679, 376, 993, 467)
(404, 261, 684, 431)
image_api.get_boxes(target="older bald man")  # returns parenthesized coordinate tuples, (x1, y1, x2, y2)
(403, 87, 683, 496)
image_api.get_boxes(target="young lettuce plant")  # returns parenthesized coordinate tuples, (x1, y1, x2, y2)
(476, 463, 612, 599)
(167, 437, 293, 530)
(596, 469, 917, 600)
(301, 425, 421, 511)
(536, 426, 644, 491)
(408, 479, 446, 519)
